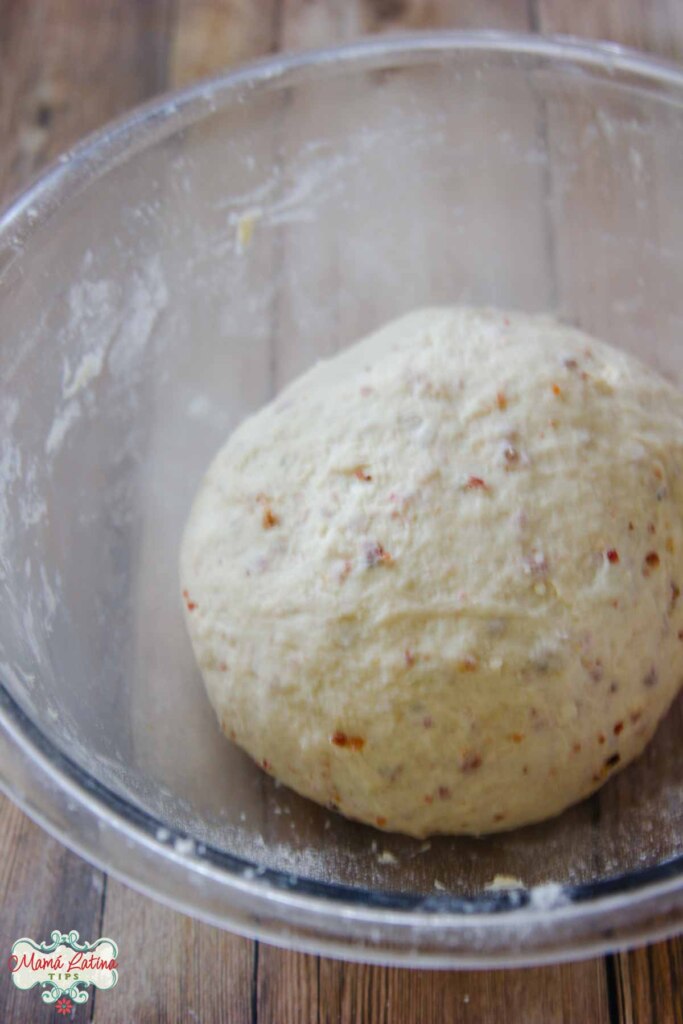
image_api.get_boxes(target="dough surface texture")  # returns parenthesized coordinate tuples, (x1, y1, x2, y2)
(181, 307, 683, 837)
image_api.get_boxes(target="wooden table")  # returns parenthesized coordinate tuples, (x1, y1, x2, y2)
(1, 2, 683, 1021)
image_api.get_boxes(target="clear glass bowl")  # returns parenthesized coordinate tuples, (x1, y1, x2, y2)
(1, 32, 682, 967)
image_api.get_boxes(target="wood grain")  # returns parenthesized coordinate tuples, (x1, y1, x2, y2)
(0, 0, 174, 200)
(94, 877, 254, 1023)
(612, 942, 683, 1024)
(537, 0, 683, 61)
(0, 2, 173, 1021)
(0, 795, 106, 1021)
(316, 955, 610, 1024)
(0, 2, 682, 1022)
(170, 0, 281, 87)
(534, 2, 683, 1021)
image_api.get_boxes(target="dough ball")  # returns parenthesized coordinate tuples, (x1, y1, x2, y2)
(180, 307, 683, 837)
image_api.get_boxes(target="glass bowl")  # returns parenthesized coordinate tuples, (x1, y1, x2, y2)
(1, 32, 683, 967)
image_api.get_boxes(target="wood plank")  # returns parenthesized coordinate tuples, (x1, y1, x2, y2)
(256, 948, 320, 1024)
(108, 5, 280, 1024)
(256, 3, 604, 1023)
(537, 0, 683, 61)
(535, 3, 683, 1023)
(0, 3, 175, 1021)
(254, 945, 613, 1024)
(93, 876, 254, 1023)
(0, 0, 175, 201)
(119, 0, 283, 862)
(0, 794, 106, 1020)
(317, 956, 610, 1024)
(358, 0, 536, 33)
(281, 0, 363, 49)
(170, 0, 280, 88)
(613, 942, 683, 1024)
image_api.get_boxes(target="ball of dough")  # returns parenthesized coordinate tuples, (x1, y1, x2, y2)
(180, 307, 683, 837)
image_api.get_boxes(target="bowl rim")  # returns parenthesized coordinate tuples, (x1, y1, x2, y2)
(1, 28, 683, 965)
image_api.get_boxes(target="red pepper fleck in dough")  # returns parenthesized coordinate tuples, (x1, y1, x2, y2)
(496, 391, 507, 411)
(365, 542, 393, 568)
(182, 589, 197, 612)
(614, 721, 624, 735)
(424, 794, 434, 804)
(262, 507, 279, 529)
(460, 750, 482, 773)
(438, 786, 451, 800)
(464, 476, 488, 491)
(606, 548, 619, 564)
(552, 383, 562, 397)
(404, 648, 415, 668)
(354, 467, 372, 482)
(376, 816, 387, 827)
(644, 551, 660, 572)
(457, 656, 478, 672)
(331, 731, 365, 751)
(598, 732, 606, 745)
(509, 732, 525, 743)
(572, 742, 582, 753)
(262, 759, 272, 772)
